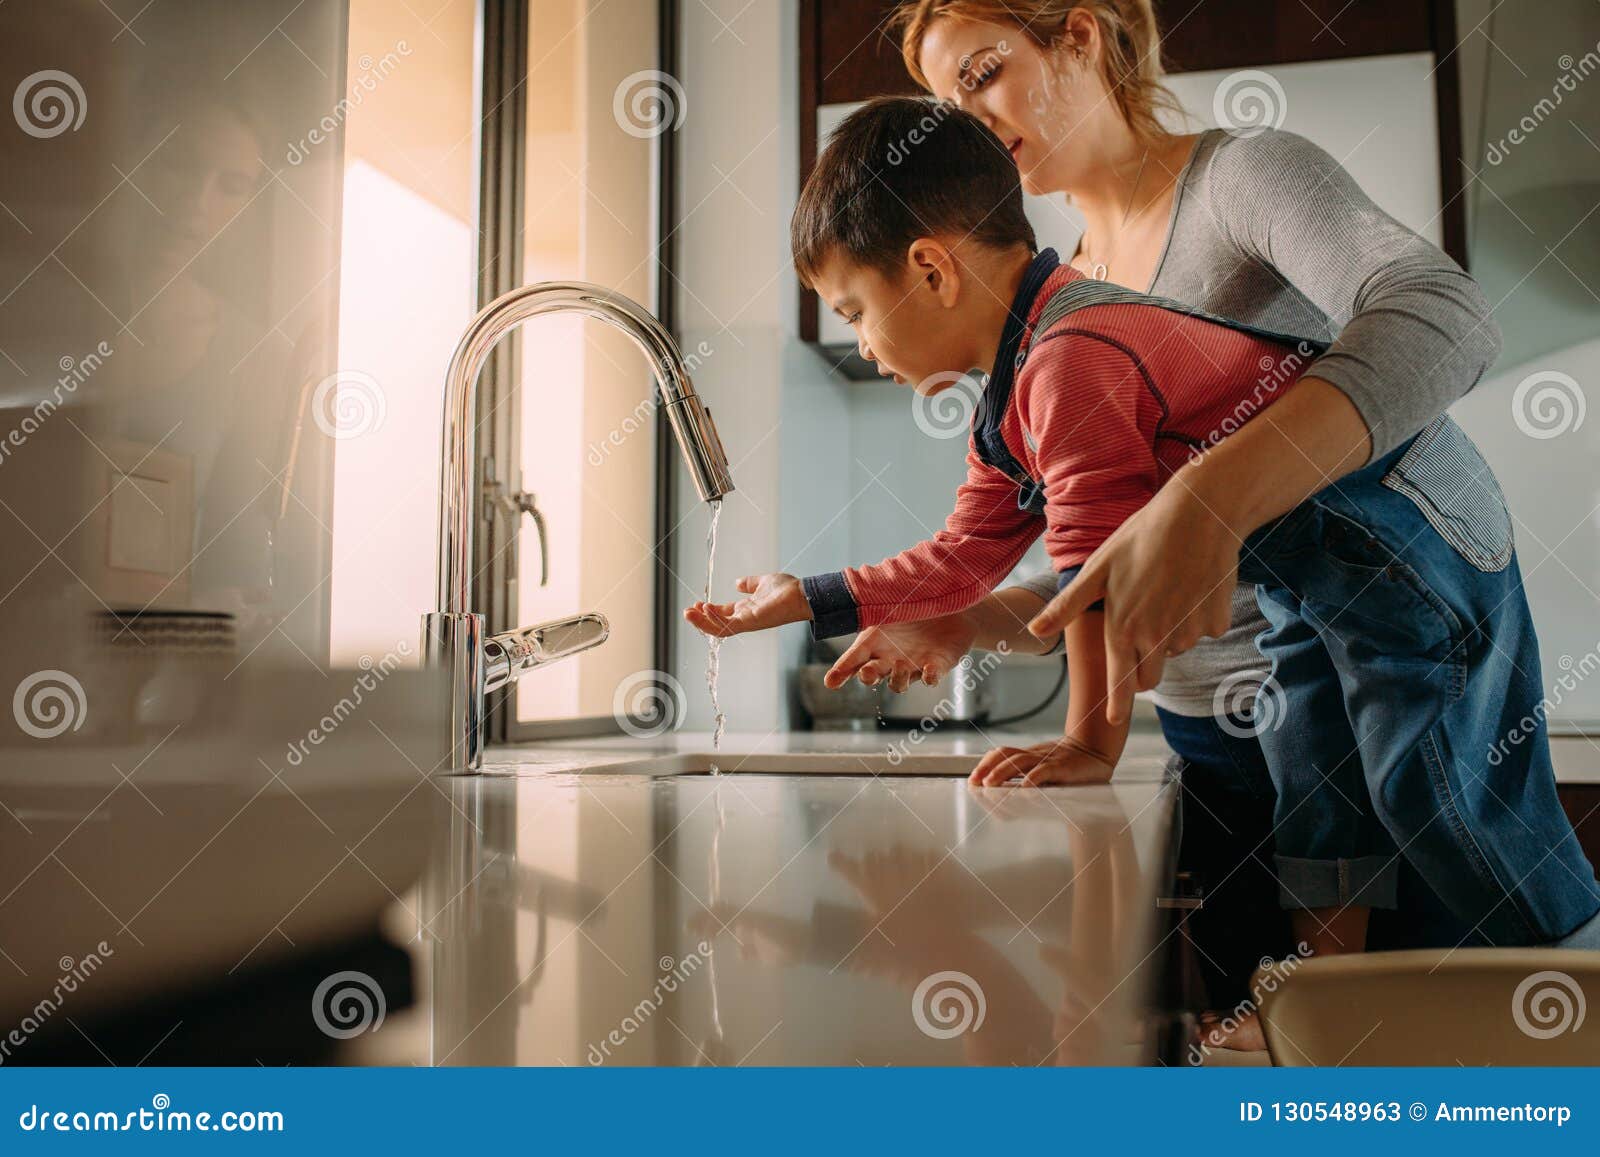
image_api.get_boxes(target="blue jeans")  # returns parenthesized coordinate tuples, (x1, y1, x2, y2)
(1156, 709, 1476, 953)
(1237, 417, 1600, 946)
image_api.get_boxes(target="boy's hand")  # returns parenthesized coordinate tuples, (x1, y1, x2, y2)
(968, 738, 1115, 788)
(684, 572, 811, 637)
(824, 612, 978, 693)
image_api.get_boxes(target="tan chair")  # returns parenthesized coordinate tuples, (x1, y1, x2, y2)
(1254, 948, 1600, 1065)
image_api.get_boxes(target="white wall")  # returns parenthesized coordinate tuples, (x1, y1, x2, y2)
(1448, 0, 1600, 725)
(1453, 339, 1600, 725)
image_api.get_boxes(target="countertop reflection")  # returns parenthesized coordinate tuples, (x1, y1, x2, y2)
(421, 764, 1176, 1066)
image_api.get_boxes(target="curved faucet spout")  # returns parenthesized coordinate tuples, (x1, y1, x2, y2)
(437, 281, 734, 616)
(426, 281, 733, 772)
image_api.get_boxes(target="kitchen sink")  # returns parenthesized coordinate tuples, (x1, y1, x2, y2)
(570, 750, 980, 776)
(480, 736, 1176, 780)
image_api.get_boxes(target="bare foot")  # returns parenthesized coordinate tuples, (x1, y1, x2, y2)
(1196, 1008, 1266, 1053)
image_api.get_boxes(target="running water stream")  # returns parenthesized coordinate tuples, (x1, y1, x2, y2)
(703, 498, 726, 771)
(700, 499, 730, 1062)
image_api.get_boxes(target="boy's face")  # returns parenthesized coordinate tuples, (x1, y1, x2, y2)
(810, 247, 977, 393)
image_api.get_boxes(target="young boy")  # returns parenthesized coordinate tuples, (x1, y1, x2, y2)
(685, 97, 1600, 950)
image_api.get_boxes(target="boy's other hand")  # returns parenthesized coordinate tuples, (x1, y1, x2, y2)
(824, 612, 977, 693)
(968, 738, 1115, 788)
(684, 572, 811, 637)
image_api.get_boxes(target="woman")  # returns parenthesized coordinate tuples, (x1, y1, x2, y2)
(814, 0, 1595, 1018)
(892, 0, 1495, 708)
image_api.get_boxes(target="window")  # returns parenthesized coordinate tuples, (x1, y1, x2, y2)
(511, 0, 662, 728)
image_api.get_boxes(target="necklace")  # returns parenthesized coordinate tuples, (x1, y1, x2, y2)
(1086, 147, 1150, 282)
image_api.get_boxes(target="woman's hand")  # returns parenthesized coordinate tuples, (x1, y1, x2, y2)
(969, 738, 1116, 788)
(1028, 480, 1240, 724)
(684, 572, 812, 637)
(1028, 378, 1372, 725)
(824, 612, 979, 693)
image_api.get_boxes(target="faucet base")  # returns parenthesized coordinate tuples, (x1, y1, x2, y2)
(422, 611, 486, 773)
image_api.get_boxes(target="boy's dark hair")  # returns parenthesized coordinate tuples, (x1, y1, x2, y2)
(791, 96, 1036, 285)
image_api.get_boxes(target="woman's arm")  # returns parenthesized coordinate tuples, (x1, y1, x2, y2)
(1205, 128, 1501, 459)
(1184, 375, 1372, 539)
(1030, 376, 1370, 722)
(1029, 131, 1504, 721)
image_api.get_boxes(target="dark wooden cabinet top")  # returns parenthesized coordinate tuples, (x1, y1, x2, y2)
(808, 0, 1438, 108)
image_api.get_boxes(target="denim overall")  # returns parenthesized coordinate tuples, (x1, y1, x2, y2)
(1016, 275, 1600, 948)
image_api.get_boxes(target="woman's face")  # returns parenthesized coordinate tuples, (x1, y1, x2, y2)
(142, 105, 261, 273)
(918, 16, 1107, 196)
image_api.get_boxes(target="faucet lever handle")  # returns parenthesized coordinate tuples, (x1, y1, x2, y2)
(482, 612, 610, 693)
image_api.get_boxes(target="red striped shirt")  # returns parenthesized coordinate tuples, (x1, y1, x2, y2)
(837, 264, 1316, 629)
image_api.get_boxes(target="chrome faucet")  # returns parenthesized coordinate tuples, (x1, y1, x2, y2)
(423, 282, 734, 772)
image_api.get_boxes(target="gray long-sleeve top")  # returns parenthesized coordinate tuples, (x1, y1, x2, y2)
(1020, 126, 1502, 715)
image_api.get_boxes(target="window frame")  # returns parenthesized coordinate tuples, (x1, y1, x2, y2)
(481, 0, 682, 745)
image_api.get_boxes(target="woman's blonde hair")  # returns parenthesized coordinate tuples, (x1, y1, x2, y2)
(893, 0, 1180, 144)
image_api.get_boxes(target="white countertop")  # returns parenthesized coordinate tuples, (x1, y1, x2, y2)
(415, 757, 1178, 1066)
(391, 721, 1597, 1067)
(1552, 733, 1600, 784)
